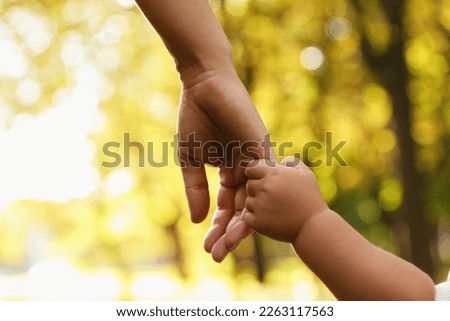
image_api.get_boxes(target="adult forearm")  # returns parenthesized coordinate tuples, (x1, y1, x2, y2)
(292, 210, 435, 300)
(135, 0, 234, 82)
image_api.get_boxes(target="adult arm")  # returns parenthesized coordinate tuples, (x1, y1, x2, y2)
(135, 0, 272, 261)
(135, 0, 233, 83)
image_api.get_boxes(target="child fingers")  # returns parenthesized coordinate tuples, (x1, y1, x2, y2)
(245, 159, 276, 179)
(245, 195, 256, 213)
(243, 210, 256, 229)
(245, 179, 258, 196)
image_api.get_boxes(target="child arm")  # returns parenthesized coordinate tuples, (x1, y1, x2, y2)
(244, 158, 435, 300)
(293, 209, 435, 300)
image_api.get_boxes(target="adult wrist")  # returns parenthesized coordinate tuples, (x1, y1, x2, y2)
(176, 42, 236, 88)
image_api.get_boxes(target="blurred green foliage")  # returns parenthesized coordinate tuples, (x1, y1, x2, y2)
(0, 0, 448, 300)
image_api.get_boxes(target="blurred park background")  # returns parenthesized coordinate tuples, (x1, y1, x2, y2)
(0, 0, 449, 300)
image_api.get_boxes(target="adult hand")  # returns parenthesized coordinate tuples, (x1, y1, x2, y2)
(178, 70, 272, 262)
(134, 0, 274, 262)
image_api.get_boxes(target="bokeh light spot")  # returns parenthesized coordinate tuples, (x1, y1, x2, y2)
(15, 79, 41, 106)
(0, 40, 28, 77)
(299, 46, 325, 71)
(116, 0, 136, 9)
(373, 129, 396, 153)
(357, 199, 382, 224)
(105, 169, 134, 196)
(379, 178, 403, 212)
(412, 119, 440, 145)
(326, 17, 352, 40)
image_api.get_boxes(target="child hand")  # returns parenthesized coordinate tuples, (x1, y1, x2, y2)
(244, 157, 329, 243)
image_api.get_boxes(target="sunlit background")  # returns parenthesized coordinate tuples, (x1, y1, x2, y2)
(0, 0, 449, 300)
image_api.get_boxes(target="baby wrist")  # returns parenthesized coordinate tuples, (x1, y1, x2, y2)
(291, 208, 333, 245)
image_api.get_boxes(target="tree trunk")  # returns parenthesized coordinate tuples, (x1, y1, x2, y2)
(355, 0, 435, 276)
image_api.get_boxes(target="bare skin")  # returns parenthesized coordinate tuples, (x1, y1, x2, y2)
(135, 0, 274, 262)
(244, 157, 435, 300)
(135, 1, 436, 299)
